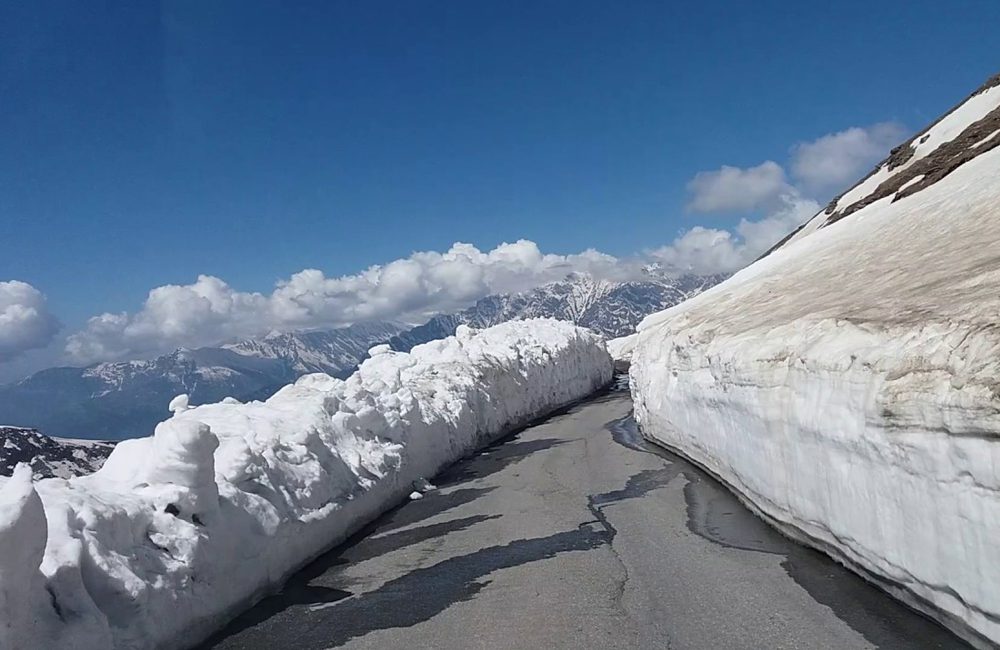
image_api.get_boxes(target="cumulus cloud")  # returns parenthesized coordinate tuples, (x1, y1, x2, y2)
(69, 218, 830, 365)
(65, 241, 630, 363)
(650, 195, 820, 275)
(0, 281, 60, 362)
(790, 122, 907, 195)
(64, 119, 904, 366)
(673, 121, 904, 272)
(686, 161, 792, 214)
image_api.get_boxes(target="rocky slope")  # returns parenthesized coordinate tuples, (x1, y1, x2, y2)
(0, 426, 114, 479)
(766, 72, 1000, 256)
(630, 71, 1000, 648)
(391, 272, 725, 352)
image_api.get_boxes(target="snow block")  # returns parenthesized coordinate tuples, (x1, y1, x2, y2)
(0, 465, 55, 649)
(631, 116, 1000, 647)
(1, 319, 611, 649)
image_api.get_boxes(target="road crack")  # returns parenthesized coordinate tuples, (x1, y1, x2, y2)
(584, 492, 633, 616)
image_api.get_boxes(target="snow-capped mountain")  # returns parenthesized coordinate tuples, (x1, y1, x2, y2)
(390, 272, 725, 352)
(0, 426, 114, 479)
(0, 270, 721, 441)
(0, 322, 404, 440)
(222, 321, 405, 374)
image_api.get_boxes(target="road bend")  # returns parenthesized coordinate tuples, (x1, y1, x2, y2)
(201, 383, 967, 650)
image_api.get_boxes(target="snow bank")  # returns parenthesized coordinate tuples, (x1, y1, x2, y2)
(0, 465, 53, 650)
(606, 334, 637, 369)
(0, 319, 611, 649)
(631, 96, 1000, 646)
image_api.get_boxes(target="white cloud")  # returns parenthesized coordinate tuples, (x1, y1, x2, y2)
(65, 241, 631, 363)
(0, 281, 60, 362)
(686, 161, 791, 214)
(790, 122, 907, 194)
(672, 120, 905, 273)
(651, 195, 819, 275)
(64, 119, 903, 366)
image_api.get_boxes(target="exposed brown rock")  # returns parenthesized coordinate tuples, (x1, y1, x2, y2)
(826, 103, 1000, 225)
(885, 143, 915, 171)
(760, 71, 1000, 261)
(822, 72, 1000, 225)
(823, 72, 1000, 226)
(756, 72, 1000, 264)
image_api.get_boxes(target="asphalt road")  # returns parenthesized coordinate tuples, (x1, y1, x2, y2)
(201, 384, 969, 650)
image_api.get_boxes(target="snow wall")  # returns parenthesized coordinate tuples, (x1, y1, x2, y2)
(0, 319, 612, 650)
(631, 86, 1000, 649)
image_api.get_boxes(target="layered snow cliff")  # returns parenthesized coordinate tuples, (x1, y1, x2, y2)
(631, 73, 1000, 647)
(0, 319, 612, 650)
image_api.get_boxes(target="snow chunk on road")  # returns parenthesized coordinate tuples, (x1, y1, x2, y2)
(1, 319, 611, 649)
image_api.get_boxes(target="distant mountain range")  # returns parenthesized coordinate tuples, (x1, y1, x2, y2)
(390, 272, 725, 351)
(221, 322, 407, 375)
(0, 272, 724, 442)
(0, 322, 404, 440)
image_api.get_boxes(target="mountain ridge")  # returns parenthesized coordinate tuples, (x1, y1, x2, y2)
(0, 322, 405, 440)
(390, 272, 725, 352)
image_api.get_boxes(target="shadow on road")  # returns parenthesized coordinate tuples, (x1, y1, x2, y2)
(435, 437, 568, 487)
(367, 486, 497, 534)
(200, 510, 503, 648)
(236, 525, 612, 650)
(200, 393, 612, 649)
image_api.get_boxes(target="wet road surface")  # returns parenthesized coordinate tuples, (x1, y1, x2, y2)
(201, 385, 968, 649)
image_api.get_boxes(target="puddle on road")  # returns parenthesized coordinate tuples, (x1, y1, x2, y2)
(605, 412, 785, 554)
(604, 409, 970, 650)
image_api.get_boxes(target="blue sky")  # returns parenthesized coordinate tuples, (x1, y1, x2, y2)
(1, 1, 998, 378)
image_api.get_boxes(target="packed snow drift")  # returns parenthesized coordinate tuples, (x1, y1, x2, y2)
(0, 319, 612, 650)
(606, 334, 637, 370)
(631, 73, 1000, 647)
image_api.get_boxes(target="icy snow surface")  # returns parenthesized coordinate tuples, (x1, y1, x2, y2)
(606, 334, 637, 365)
(0, 319, 611, 649)
(630, 120, 1000, 647)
